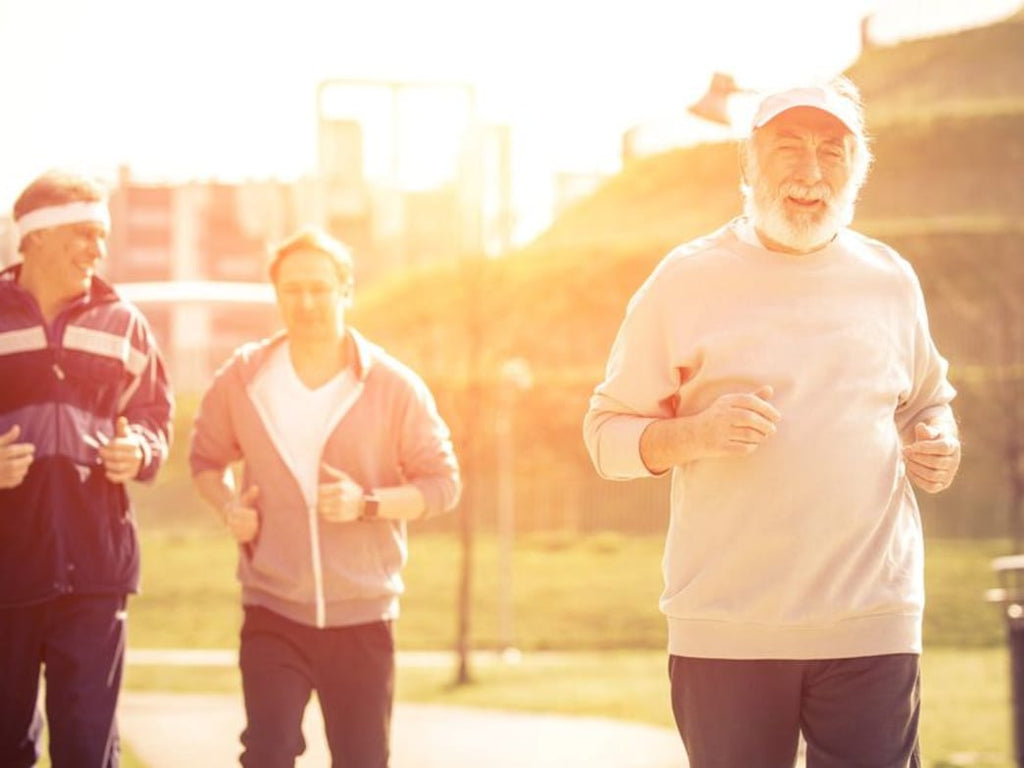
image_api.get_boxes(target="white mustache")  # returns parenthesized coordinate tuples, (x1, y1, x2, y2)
(778, 182, 832, 203)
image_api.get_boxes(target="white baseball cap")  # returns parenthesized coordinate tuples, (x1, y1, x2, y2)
(751, 85, 863, 136)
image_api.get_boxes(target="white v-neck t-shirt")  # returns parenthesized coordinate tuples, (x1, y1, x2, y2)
(250, 342, 357, 506)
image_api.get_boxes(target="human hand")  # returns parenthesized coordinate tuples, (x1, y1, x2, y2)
(0, 425, 34, 489)
(317, 463, 365, 523)
(692, 385, 782, 459)
(903, 422, 960, 494)
(222, 485, 261, 543)
(97, 417, 144, 484)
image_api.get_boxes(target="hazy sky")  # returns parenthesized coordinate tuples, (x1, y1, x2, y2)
(1, 0, 1020, 217)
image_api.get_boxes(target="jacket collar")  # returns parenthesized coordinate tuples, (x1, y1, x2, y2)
(0, 262, 119, 308)
(238, 326, 376, 384)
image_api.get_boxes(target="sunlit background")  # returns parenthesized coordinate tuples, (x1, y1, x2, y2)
(5, 3, 1024, 765)
(0, 0, 1020, 247)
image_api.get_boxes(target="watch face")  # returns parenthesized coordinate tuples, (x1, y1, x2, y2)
(363, 497, 380, 519)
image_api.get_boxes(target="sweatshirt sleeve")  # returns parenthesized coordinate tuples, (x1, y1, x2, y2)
(894, 265, 957, 440)
(397, 373, 461, 518)
(121, 309, 174, 483)
(583, 268, 682, 481)
(188, 359, 244, 476)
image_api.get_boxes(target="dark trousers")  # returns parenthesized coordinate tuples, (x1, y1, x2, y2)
(669, 654, 921, 768)
(0, 594, 126, 768)
(239, 606, 394, 768)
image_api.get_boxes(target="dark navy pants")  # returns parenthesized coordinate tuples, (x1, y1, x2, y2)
(669, 654, 921, 768)
(239, 606, 394, 768)
(0, 594, 126, 768)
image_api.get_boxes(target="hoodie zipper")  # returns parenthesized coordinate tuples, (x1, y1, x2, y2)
(247, 370, 365, 629)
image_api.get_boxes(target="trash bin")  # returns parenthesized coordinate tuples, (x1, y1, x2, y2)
(987, 554, 1024, 768)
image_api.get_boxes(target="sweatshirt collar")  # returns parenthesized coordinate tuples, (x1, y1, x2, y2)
(727, 217, 850, 267)
(249, 327, 375, 383)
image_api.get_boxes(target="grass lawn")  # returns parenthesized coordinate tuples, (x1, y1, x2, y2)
(122, 647, 1013, 768)
(115, 531, 1018, 767)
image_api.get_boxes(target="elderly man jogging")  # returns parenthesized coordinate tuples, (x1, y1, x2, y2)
(584, 78, 960, 767)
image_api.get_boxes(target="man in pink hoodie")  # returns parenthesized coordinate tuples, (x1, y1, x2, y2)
(190, 226, 460, 767)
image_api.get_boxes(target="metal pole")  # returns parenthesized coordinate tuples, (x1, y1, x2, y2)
(495, 387, 515, 653)
(1009, 604, 1024, 767)
(495, 358, 531, 659)
(989, 555, 1024, 767)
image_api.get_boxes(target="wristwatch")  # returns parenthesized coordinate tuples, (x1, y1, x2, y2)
(361, 493, 380, 520)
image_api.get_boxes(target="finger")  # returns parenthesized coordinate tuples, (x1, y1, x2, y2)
(228, 507, 256, 530)
(115, 416, 130, 438)
(5, 453, 34, 469)
(907, 465, 947, 493)
(733, 395, 782, 424)
(906, 453, 952, 481)
(731, 410, 778, 438)
(732, 425, 773, 444)
(905, 438, 952, 455)
(318, 489, 342, 509)
(97, 444, 119, 463)
(904, 440, 957, 459)
(320, 462, 347, 482)
(318, 492, 343, 515)
(319, 505, 342, 522)
(1, 457, 33, 477)
(239, 485, 260, 506)
(231, 519, 256, 543)
(913, 422, 942, 442)
(3, 444, 35, 460)
(0, 424, 21, 446)
(722, 439, 760, 456)
(752, 384, 774, 401)
(908, 453, 959, 476)
(904, 449, 956, 469)
(105, 468, 130, 483)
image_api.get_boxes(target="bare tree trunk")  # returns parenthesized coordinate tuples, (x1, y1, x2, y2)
(1012, 478, 1024, 555)
(455, 472, 474, 684)
(454, 259, 485, 686)
(996, 292, 1024, 552)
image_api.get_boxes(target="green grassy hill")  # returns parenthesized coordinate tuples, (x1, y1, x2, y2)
(348, 11, 1024, 538)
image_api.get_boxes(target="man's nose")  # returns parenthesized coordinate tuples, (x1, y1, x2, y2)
(792, 148, 824, 184)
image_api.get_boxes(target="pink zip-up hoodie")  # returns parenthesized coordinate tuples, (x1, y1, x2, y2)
(189, 328, 460, 628)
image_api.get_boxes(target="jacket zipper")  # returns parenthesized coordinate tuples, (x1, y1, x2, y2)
(308, 504, 326, 627)
(312, 381, 365, 627)
(246, 361, 366, 629)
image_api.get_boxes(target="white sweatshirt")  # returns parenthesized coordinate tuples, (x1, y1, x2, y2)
(584, 219, 956, 660)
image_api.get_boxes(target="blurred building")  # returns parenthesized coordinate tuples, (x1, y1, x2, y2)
(104, 168, 324, 392)
(3, 76, 515, 392)
(103, 155, 503, 391)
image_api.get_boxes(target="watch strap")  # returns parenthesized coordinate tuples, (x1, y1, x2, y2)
(361, 494, 380, 520)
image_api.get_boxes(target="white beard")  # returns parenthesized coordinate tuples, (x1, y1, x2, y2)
(744, 168, 858, 253)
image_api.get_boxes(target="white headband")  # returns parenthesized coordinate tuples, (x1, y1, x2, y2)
(15, 201, 111, 239)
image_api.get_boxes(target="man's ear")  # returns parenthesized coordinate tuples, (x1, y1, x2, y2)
(737, 140, 752, 188)
(17, 231, 47, 258)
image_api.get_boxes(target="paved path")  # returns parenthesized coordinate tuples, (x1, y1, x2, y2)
(119, 691, 687, 767)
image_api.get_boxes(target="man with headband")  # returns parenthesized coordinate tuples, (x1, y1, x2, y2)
(0, 169, 173, 766)
(585, 78, 960, 766)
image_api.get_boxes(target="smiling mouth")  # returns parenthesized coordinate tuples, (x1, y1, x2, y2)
(786, 196, 825, 209)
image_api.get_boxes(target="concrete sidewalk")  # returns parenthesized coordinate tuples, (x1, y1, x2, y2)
(118, 691, 687, 767)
